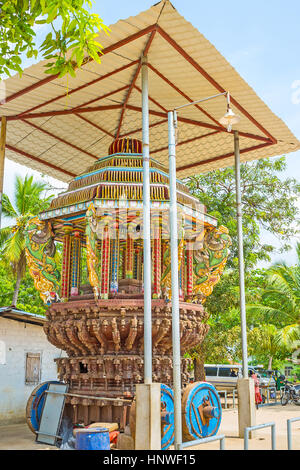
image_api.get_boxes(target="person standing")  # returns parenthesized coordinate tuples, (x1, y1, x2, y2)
(249, 370, 262, 409)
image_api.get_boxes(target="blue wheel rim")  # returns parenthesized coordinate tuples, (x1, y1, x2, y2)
(161, 384, 175, 450)
(184, 382, 222, 438)
(27, 381, 61, 432)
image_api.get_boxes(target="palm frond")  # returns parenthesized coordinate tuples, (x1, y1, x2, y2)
(14, 174, 49, 215)
(1, 194, 18, 219)
(1, 229, 25, 264)
(246, 303, 298, 324)
(0, 226, 14, 249)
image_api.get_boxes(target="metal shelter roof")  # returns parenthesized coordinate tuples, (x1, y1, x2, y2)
(0, 307, 46, 326)
(1, 0, 299, 182)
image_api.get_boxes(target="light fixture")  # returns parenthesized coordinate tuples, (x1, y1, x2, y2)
(219, 92, 241, 132)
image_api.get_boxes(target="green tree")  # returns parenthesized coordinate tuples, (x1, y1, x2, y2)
(0, 264, 46, 314)
(187, 157, 300, 269)
(0, 175, 53, 305)
(0, 0, 109, 78)
(247, 324, 298, 370)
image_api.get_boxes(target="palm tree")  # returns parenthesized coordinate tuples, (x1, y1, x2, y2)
(247, 243, 300, 326)
(247, 245, 300, 367)
(248, 324, 299, 370)
(0, 175, 52, 306)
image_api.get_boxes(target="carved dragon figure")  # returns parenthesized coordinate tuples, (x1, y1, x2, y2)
(24, 216, 60, 304)
(192, 225, 232, 303)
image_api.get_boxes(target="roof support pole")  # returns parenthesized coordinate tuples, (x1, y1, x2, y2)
(141, 56, 152, 384)
(234, 130, 248, 378)
(168, 110, 183, 450)
(0, 117, 7, 229)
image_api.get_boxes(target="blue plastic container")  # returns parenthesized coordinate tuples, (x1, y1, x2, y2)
(75, 427, 110, 450)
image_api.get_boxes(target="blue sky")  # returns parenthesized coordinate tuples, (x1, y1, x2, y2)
(4, 0, 300, 265)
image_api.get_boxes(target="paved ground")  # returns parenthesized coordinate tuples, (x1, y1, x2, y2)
(185, 404, 300, 450)
(0, 404, 299, 450)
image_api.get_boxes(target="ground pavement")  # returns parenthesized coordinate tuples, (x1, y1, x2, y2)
(0, 404, 299, 451)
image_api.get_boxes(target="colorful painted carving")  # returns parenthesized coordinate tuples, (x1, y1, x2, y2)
(193, 225, 232, 302)
(24, 216, 60, 304)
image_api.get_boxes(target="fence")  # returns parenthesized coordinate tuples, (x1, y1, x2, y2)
(259, 386, 278, 406)
(182, 434, 225, 450)
(244, 422, 276, 450)
(227, 386, 278, 409)
(287, 417, 300, 450)
(181, 417, 300, 450)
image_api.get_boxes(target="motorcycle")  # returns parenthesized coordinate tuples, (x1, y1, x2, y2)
(281, 380, 300, 406)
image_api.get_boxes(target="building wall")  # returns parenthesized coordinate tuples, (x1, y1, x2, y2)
(0, 318, 66, 425)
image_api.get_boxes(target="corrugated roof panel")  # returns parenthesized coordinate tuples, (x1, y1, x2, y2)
(0, 0, 298, 181)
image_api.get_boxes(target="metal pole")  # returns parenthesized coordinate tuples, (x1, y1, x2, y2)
(141, 56, 152, 384)
(234, 131, 248, 378)
(168, 110, 182, 450)
(0, 116, 7, 229)
(174, 91, 227, 111)
(287, 417, 300, 450)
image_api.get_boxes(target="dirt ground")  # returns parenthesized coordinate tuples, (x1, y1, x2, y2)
(0, 404, 299, 451)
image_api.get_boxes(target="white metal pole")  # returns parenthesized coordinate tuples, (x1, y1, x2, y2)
(234, 130, 248, 378)
(0, 116, 7, 229)
(168, 110, 182, 450)
(142, 56, 152, 384)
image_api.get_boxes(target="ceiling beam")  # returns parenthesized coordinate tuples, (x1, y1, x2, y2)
(177, 142, 273, 172)
(115, 62, 143, 140)
(119, 118, 168, 138)
(22, 119, 99, 160)
(156, 25, 277, 144)
(115, 29, 157, 140)
(75, 114, 115, 138)
(7, 104, 123, 121)
(11, 101, 273, 144)
(2, 24, 157, 108)
(17, 61, 137, 117)
(147, 63, 223, 128)
(151, 131, 221, 154)
(71, 84, 130, 111)
(134, 85, 168, 113)
(125, 104, 272, 143)
(6, 143, 76, 177)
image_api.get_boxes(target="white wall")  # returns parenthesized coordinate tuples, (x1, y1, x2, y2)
(0, 318, 66, 425)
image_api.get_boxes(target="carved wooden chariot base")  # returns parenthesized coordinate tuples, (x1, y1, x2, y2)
(25, 138, 231, 428)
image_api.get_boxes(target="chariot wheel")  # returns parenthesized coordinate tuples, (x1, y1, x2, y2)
(182, 381, 222, 441)
(129, 383, 175, 450)
(26, 381, 61, 433)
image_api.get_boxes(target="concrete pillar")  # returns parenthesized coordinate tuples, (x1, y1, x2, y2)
(135, 383, 161, 450)
(237, 378, 256, 438)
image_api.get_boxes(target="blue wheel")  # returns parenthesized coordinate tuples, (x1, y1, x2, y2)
(161, 384, 174, 450)
(129, 383, 175, 450)
(182, 382, 222, 441)
(26, 381, 61, 433)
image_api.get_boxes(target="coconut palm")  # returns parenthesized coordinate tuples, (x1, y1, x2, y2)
(248, 323, 299, 370)
(247, 245, 300, 367)
(0, 175, 53, 306)
(247, 242, 300, 327)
